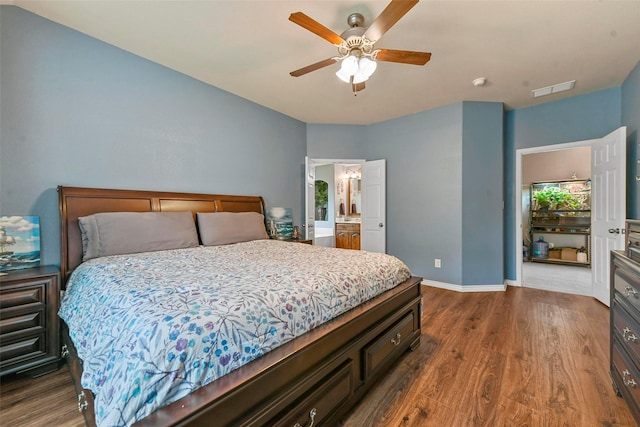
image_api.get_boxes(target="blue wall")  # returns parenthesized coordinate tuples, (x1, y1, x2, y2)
(461, 102, 504, 285)
(306, 124, 364, 159)
(364, 103, 464, 283)
(622, 60, 640, 218)
(504, 87, 623, 279)
(309, 102, 505, 287)
(0, 6, 307, 267)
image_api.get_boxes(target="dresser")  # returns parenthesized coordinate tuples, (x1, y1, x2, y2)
(0, 266, 61, 377)
(610, 220, 640, 423)
(335, 222, 360, 250)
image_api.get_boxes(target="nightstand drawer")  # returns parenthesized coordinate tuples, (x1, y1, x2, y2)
(0, 334, 47, 369)
(0, 286, 44, 310)
(0, 266, 60, 377)
(0, 311, 44, 335)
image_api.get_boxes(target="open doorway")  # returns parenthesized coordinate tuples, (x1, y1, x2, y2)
(514, 127, 626, 304)
(521, 147, 592, 296)
(307, 160, 364, 249)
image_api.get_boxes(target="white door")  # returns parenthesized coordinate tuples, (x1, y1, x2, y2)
(362, 159, 386, 253)
(304, 157, 315, 242)
(592, 127, 626, 306)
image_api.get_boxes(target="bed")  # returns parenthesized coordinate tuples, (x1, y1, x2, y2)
(57, 186, 423, 427)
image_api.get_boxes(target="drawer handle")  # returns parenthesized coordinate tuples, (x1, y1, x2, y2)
(390, 332, 402, 346)
(61, 344, 69, 359)
(623, 370, 638, 388)
(623, 327, 639, 343)
(77, 391, 88, 412)
(624, 286, 638, 298)
(294, 408, 317, 427)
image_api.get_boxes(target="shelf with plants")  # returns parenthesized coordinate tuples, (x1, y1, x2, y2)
(528, 179, 591, 266)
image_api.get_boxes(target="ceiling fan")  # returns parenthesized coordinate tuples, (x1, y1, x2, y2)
(289, 0, 431, 94)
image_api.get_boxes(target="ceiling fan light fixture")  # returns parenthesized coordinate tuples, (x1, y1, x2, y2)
(352, 71, 368, 85)
(340, 55, 359, 75)
(335, 68, 352, 83)
(359, 57, 377, 78)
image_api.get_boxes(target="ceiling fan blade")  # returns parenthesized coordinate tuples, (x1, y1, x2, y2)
(289, 12, 345, 46)
(352, 82, 366, 93)
(375, 49, 431, 65)
(290, 58, 338, 77)
(364, 0, 419, 42)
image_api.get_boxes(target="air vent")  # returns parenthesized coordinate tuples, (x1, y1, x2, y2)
(532, 80, 576, 98)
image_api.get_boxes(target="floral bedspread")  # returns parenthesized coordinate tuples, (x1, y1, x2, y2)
(58, 239, 411, 426)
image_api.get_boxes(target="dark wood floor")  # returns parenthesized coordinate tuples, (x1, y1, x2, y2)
(0, 286, 635, 426)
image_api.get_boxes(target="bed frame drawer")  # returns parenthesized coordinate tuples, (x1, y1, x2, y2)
(363, 311, 415, 379)
(272, 361, 355, 427)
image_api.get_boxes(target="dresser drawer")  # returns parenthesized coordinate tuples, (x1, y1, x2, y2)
(628, 232, 640, 263)
(612, 338, 640, 422)
(271, 361, 355, 427)
(613, 302, 640, 367)
(0, 333, 47, 369)
(363, 311, 415, 378)
(613, 259, 640, 316)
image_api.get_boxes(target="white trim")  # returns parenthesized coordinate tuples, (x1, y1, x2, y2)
(309, 158, 366, 166)
(422, 279, 507, 292)
(514, 138, 597, 288)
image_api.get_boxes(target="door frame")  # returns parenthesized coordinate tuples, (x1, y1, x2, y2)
(514, 138, 597, 287)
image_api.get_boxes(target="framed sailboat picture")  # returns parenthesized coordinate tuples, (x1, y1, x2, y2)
(0, 216, 41, 273)
(266, 207, 293, 240)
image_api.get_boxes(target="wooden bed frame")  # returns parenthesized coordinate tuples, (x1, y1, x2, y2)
(58, 186, 423, 427)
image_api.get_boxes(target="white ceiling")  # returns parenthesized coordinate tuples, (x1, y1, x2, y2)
(7, 0, 640, 125)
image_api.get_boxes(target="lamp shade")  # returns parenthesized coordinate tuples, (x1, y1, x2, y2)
(359, 57, 377, 78)
(340, 55, 359, 75)
(352, 71, 368, 84)
(335, 69, 352, 83)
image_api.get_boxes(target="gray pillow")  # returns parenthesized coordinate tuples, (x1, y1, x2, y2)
(78, 211, 199, 261)
(197, 212, 269, 246)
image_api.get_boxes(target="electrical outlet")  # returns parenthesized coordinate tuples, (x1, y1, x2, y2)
(435, 259, 441, 268)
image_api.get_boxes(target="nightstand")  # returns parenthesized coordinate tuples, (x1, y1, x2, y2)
(271, 238, 313, 245)
(290, 239, 312, 245)
(0, 266, 61, 377)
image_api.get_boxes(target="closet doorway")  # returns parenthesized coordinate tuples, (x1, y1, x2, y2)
(514, 127, 626, 304)
(521, 147, 592, 296)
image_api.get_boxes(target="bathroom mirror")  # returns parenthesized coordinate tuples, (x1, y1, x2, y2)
(314, 180, 328, 220)
(348, 178, 361, 215)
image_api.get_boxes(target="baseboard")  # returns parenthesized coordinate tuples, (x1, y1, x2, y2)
(421, 279, 507, 292)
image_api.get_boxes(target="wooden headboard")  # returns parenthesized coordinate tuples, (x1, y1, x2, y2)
(58, 186, 264, 286)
